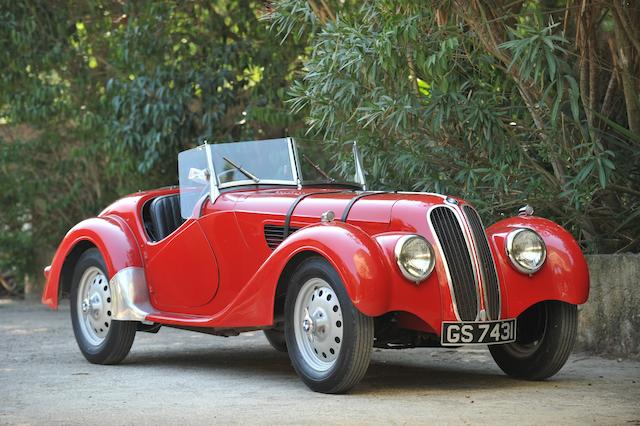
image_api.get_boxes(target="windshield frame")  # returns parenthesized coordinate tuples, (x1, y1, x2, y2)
(188, 137, 365, 205)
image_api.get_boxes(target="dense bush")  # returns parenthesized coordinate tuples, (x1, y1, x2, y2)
(270, 0, 640, 253)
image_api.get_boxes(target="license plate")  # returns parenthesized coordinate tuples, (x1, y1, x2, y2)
(441, 319, 517, 346)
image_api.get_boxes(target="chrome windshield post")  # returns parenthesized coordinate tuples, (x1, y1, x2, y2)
(288, 137, 303, 189)
(353, 141, 367, 191)
(204, 142, 220, 202)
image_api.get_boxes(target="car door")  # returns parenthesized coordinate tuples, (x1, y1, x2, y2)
(144, 145, 220, 312)
(144, 218, 220, 311)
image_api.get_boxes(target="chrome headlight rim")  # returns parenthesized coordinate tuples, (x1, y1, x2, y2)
(505, 228, 547, 274)
(394, 234, 436, 283)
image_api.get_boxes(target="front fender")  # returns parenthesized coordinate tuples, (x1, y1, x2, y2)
(487, 216, 589, 318)
(41, 215, 143, 309)
(215, 221, 391, 327)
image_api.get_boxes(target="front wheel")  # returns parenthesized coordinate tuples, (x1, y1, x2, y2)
(489, 301, 577, 380)
(70, 248, 137, 364)
(285, 257, 374, 394)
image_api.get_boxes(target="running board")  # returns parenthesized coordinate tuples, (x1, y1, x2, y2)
(109, 266, 272, 329)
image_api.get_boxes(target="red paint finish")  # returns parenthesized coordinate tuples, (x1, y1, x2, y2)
(373, 233, 442, 334)
(145, 219, 220, 309)
(43, 184, 590, 338)
(41, 215, 143, 308)
(486, 216, 590, 318)
(153, 221, 392, 327)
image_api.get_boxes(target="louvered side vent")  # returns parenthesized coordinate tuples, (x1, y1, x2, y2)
(463, 206, 501, 320)
(264, 224, 299, 250)
(429, 207, 479, 321)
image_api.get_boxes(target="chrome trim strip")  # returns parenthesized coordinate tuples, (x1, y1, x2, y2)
(352, 141, 367, 190)
(288, 137, 303, 189)
(204, 143, 220, 202)
(109, 267, 153, 322)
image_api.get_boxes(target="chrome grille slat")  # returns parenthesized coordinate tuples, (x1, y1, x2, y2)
(463, 206, 501, 320)
(430, 207, 479, 321)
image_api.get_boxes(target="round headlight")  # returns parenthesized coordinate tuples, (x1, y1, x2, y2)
(506, 228, 547, 274)
(394, 235, 435, 282)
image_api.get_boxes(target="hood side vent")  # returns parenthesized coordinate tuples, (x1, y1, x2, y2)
(264, 224, 300, 250)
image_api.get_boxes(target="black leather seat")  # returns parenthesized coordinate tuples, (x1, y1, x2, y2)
(149, 194, 185, 241)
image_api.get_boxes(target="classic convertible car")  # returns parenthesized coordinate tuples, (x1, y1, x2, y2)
(42, 137, 589, 393)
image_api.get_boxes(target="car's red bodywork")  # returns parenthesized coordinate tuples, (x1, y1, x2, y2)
(43, 186, 589, 336)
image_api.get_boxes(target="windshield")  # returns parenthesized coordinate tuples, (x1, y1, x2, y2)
(178, 137, 366, 217)
(295, 139, 365, 187)
(178, 145, 210, 219)
(211, 138, 294, 186)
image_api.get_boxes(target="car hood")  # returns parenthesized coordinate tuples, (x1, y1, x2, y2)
(227, 188, 456, 229)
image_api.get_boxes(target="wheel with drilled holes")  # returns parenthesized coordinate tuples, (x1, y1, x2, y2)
(70, 248, 137, 364)
(489, 301, 577, 380)
(284, 257, 374, 393)
(263, 329, 287, 352)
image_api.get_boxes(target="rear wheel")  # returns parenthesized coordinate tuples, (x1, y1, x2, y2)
(284, 257, 373, 394)
(489, 301, 577, 380)
(70, 248, 136, 364)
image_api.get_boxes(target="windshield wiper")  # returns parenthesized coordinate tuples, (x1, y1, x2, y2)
(302, 153, 335, 182)
(222, 156, 260, 183)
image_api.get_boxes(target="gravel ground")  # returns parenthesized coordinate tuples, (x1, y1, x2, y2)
(1, 299, 639, 425)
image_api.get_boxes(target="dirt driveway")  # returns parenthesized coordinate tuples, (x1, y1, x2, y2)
(1, 300, 638, 425)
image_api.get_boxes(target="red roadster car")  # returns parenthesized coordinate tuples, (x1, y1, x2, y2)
(42, 137, 589, 393)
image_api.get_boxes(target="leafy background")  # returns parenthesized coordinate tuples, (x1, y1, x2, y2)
(1, 0, 639, 292)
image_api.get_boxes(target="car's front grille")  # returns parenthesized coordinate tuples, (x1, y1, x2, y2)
(264, 224, 299, 250)
(429, 207, 479, 321)
(463, 206, 501, 320)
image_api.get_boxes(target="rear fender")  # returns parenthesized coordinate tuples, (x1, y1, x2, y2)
(42, 216, 143, 309)
(216, 221, 391, 327)
(486, 216, 589, 318)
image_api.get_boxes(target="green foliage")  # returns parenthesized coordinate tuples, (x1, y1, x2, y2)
(0, 143, 34, 278)
(102, 2, 304, 173)
(271, 0, 640, 253)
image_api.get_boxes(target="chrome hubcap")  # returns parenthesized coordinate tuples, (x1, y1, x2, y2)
(293, 278, 343, 372)
(76, 267, 112, 346)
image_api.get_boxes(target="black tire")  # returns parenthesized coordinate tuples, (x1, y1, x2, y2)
(489, 301, 577, 380)
(70, 248, 137, 364)
(284, 257, 373, 394)
(263, 329, 287, 352)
